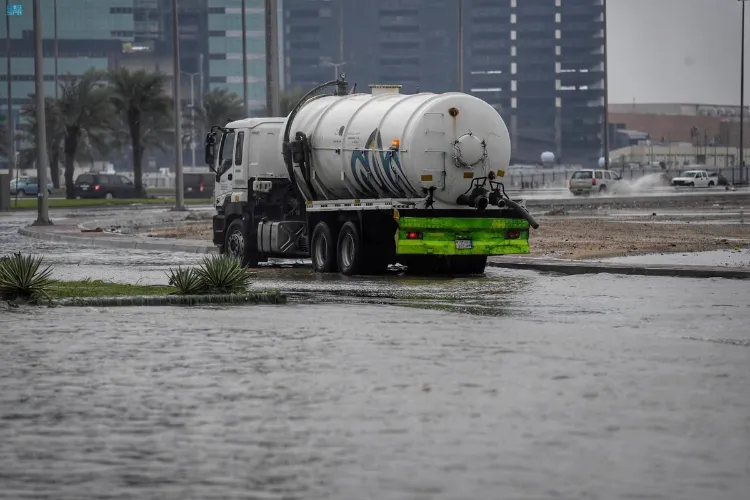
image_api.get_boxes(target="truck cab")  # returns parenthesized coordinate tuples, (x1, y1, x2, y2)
(208, 118, 287, 210)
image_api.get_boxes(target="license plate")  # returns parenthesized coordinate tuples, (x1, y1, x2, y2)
(81, 185, 88, 190)
(455, 239, 473, 250)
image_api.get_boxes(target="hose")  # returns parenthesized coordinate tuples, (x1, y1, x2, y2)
(504, 198, 540, 229)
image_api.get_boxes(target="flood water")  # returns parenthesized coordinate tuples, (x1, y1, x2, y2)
(2, 211, 750, 499)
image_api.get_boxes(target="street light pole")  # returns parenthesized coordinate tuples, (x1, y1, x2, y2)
(181, 71, 199, 167)
(241, 0, 248, 117)
(54, 0, 58, 99)
(740, 0, 746, 182)
(603, 0, 610, 169)
(265, 0, 280, 116)
(32, 0, 51, 225)
(457, 0, 463, 92)
(171, 0, 185, 210)
(5, 0, 15, 183)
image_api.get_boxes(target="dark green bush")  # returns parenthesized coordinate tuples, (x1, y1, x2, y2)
(194, 254, 250, 295)
(0, 252, 56, 302)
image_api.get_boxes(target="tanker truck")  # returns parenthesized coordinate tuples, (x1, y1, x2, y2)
(204, 75, 538, 276)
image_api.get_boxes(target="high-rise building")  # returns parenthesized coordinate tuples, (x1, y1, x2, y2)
(1, 0, 270, 168)
(282, 0, 605, 165)
(465, 0, 605, 164)
(282, 0, 456, 94)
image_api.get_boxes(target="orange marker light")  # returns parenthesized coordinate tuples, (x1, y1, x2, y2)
(391, 139, 400, 149)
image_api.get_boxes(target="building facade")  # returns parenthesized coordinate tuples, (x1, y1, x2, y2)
(282, 0, 605, 165)
(1, 0, 270, 169)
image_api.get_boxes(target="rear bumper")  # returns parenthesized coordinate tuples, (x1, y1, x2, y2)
(395, 212, 530, 256)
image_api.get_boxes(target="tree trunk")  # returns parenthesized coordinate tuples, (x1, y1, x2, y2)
(49, 147, 61, 189)
(63, 131, 78, 199)
(129, 111, 145, 198)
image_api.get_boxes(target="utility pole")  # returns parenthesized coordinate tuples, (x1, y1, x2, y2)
(265, 0, 280, 116)
(740, 0, 746, 182)
(603, 0, 610, 169)
(32, 0, 51, 225)
(54, 0, 58, 99)
(457, 0, 463, 92)
(241, 0, 248, 117)
(171, 0, 185, 210)
(181, 71, 200, 167)
(5, 0, 15, 182)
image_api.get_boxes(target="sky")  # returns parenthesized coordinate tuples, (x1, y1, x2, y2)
(608, 0, 748, 105)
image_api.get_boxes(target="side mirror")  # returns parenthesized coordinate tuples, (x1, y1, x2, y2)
(204, 133, 217, 168)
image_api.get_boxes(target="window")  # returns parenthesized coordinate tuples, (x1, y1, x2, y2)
(595, 171, 603, 179)
(108, 175, 123, 185)
(120, 176, 134, 185)
(219, 130, 235, 166)
(604, 172, 611, 180)
(571, 171, 592, 179)
(234, 131, 245, 165)
(28, 177, 38, 184)
(76, 174, 94, 184)
(98, 175, 111, 185)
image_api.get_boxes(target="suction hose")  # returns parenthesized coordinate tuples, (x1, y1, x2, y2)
(504, 198, 540, 229)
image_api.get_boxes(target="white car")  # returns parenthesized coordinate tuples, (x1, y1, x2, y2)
(671, 170, 714, 188)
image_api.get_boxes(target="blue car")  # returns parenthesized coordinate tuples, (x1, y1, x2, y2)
(9, 176, 54, 196)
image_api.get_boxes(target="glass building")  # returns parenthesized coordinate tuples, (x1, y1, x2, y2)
(282, 0, 605, 165)
(1, 0, 271, 168)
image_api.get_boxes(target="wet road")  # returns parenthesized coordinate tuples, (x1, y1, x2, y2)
(2, 211, 750, 499)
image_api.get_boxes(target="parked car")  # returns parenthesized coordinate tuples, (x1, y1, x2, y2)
(708, 172, 728, 186)
(74, 173, 142, 199)
(184, 172, 215, 198)
(9, 176, 53, 196)
(671, 170, 713, 188)
(568, 169, 623, 195)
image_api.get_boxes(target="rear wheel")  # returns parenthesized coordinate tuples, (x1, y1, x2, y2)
(708, 181, 715, 187)
(225, 219, 259, 268)
(599, 184, 607, 193)
(310, 221, 338, 273)
(337, 221, 364, 276)
(688, 182, 695, 187)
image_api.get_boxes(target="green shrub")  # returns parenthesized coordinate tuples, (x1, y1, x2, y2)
(0, 252, 56, 302)
(166, 266, 206, 295)
(194, 254, 250, 295)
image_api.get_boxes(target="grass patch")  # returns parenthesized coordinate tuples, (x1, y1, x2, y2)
(10, 197, 210, 210)
(47, 279, 175, 299)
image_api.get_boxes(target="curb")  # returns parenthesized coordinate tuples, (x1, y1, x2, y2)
(523, 190, 750, 208)
(18, 226, 217, 254)
(487, 257, 750, 280)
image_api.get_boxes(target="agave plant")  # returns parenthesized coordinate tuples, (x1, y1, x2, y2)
(194, 254, 251, 295)
(0, 253, 56, 302)
(166, 266, 206, 296)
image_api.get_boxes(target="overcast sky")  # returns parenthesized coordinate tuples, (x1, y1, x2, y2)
(609, 0, 746, 105)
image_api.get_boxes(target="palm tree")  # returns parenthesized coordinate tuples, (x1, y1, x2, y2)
(191, 88, 244, 136)
(108, 68, 172, 197)
(20, 96, 66, 188)
(56, 69, 115, 198)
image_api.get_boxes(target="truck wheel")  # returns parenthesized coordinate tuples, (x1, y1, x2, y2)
(337, 221, 363, 276)
(310, 221, 337, 272)
(708, 181, 714, 187)
(225, 219, 259, 268)
(449, 256, 487, 275)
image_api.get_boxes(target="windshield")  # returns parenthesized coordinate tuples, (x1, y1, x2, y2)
(571, 171, 593, 179)
(681, 171, 699, 177)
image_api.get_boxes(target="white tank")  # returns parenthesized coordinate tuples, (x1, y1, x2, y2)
(280, 85, 512, 206)
(541, 151, 555, 166)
